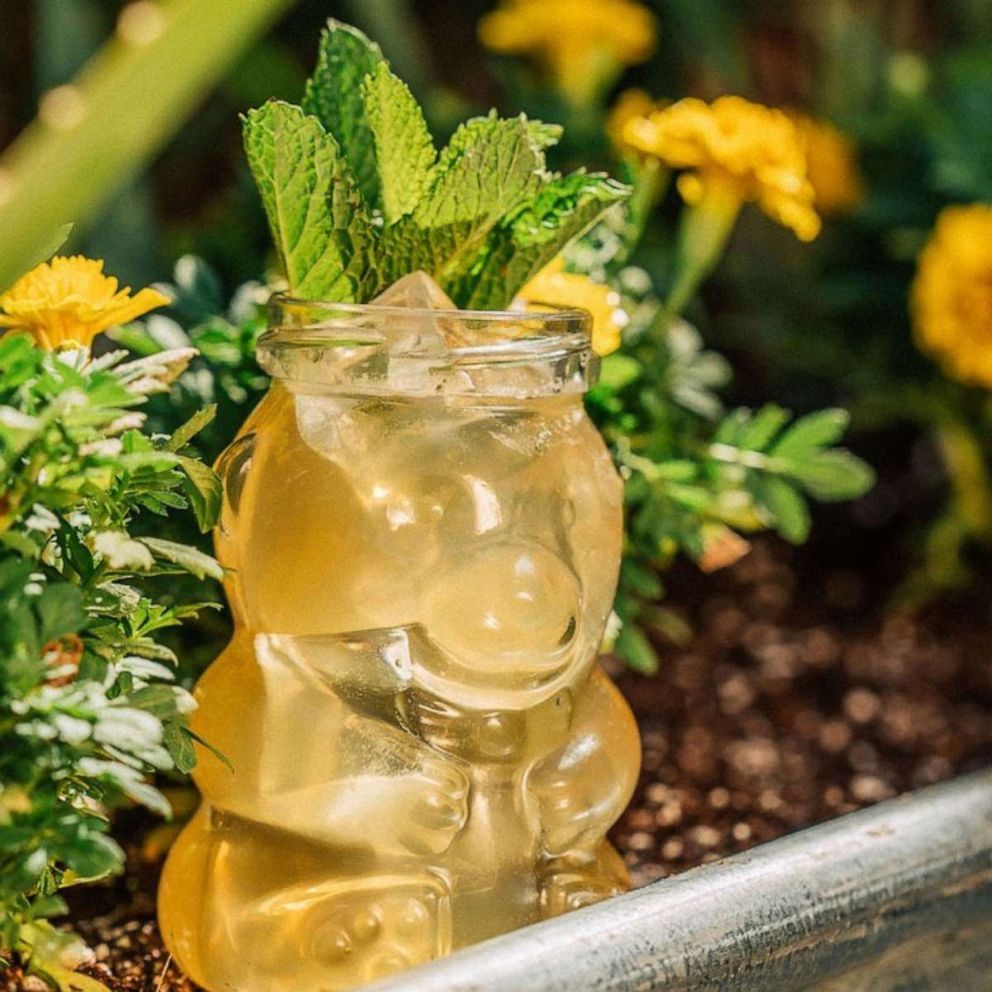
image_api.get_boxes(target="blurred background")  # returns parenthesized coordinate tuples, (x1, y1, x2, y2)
(2, 0, 992, 615)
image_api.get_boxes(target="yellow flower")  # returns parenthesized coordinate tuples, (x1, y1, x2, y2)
(0, 256, 170, 351)
(624, 95, 821, 242)
(912, 204, 992, 387)
(479, 0, 657, 104)
(520, 257, 627, 356)
(789, 112, 864, 215)
(607, 88, 666, 157)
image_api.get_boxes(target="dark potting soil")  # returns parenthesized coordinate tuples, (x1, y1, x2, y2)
(5, 539, 992, 991)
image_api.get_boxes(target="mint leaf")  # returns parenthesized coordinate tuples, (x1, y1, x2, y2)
(382, 113, 551, 293)
(243, 100, 376, 301)
(361, 62, 436, 223)
(416, 113, 549, 230)
(461, 171, 630, 309)
(301, 19, 384, 207)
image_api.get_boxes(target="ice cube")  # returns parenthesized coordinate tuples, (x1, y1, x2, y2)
(369, 271, 555, 395)
(371, 271, 467, 352)
(373, 270, 456, 313)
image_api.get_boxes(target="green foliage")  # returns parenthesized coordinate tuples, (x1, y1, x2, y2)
(106, 258, 271, 684)
(243, 19, 629, 307)
(0, 333, 221, 974)
(109, 256, 270, 466)
(696, 16, 992, 602)
(588, 274, 875, 674)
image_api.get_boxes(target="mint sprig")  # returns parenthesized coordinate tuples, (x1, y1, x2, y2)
(243, 19, 629, 308)
(243, 101, 378, 301)
(301, 19, 385, 208)
(361, 62, 436, 223)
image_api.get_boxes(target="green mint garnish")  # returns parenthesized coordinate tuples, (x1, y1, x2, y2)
(243, 18, 629, 308)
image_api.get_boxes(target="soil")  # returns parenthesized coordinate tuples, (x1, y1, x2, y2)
(5, 539, 991, 992)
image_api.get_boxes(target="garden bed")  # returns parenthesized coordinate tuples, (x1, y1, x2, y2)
(7, 537, 990, 992)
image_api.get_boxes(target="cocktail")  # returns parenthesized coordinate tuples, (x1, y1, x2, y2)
(158, 275, 640, 991)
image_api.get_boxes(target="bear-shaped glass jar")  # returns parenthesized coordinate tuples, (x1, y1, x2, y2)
(158, 288, 641, 992)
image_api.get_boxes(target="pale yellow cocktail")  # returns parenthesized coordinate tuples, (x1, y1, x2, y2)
(159, 278, 640, 991)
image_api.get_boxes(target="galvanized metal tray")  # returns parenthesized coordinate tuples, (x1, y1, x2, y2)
(365, 769, 992, 991)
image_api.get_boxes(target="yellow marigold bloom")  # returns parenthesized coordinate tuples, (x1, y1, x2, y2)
(0, 256, 169, 351)
(624, 95, 821, 242)
(479, 0, 657, 104)
(789, 112, 864, 215)
(607, 88, 666, 157)
(912, 204, 992, 387)
(520, 257, 627, 356)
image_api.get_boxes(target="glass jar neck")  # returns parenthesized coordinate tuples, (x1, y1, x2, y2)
(258, 296, 596, 399)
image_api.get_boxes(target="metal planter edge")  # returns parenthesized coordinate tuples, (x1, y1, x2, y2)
(363, 768, 992, 992)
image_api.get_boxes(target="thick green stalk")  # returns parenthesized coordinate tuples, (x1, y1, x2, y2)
(662, 176, 742, 321)
(936, 415, 992, 538)
(0, 0, 294, 291)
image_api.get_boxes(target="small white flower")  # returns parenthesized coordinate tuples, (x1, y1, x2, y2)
(24, 504, 61, 533)
(0, 406, 40, 430)
(94, 706, 163, 746)
(92, 531, 154, 571)
(106, 412, 147, 435)
(80, 437, 124, 457)
(116, 347, 198, 394)
(53, 714, 93, 744)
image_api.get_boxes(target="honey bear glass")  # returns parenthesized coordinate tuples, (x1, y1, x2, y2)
(158, 276, 641, 992)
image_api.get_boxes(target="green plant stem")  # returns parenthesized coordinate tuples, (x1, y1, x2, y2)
(615, 159, 668, 267)
(935, 416, 992, 538)
(0, 0, 294, 291)
(707, 442, 773, 471)
(662, 177, 742, 321)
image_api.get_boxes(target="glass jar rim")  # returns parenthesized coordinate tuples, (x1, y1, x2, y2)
(269, 292, 592, 330)
(258, 293, 596, 397)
